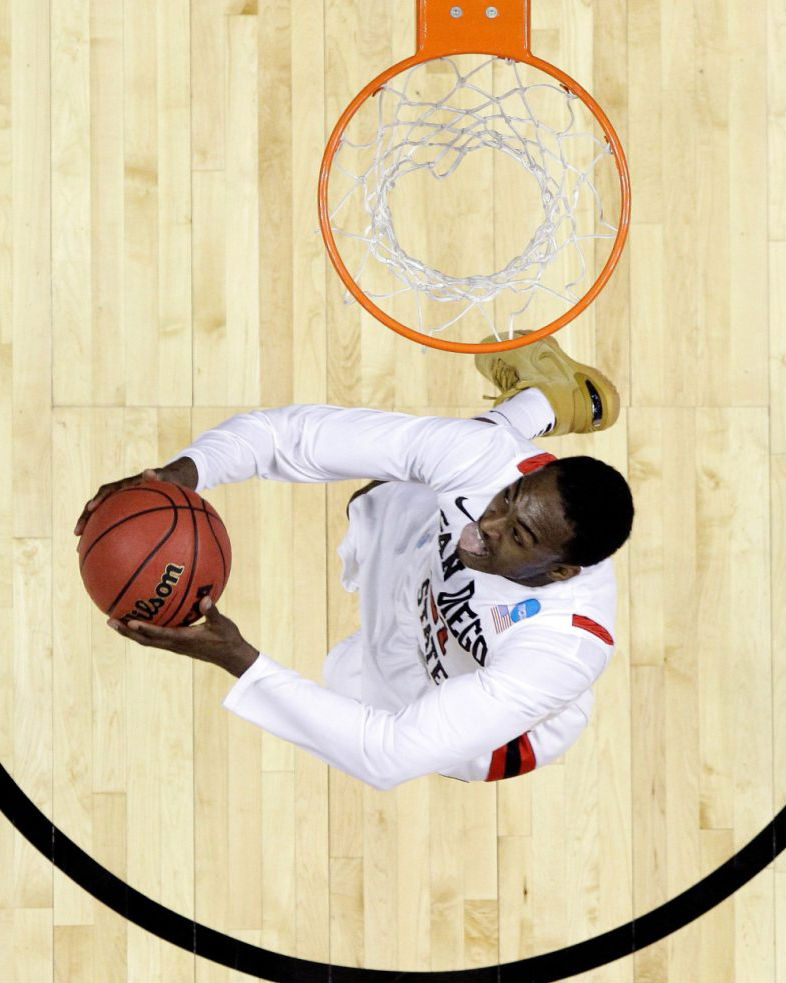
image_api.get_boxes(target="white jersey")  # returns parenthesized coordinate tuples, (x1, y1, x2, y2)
(178, 404, 617, 790)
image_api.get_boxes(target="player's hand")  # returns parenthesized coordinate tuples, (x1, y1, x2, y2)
(107, 596, 258, 678)
(73, 457, 198, 536)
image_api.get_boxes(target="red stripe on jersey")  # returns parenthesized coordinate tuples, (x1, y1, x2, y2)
(572, 614, 614, 645)
(486, 745, 507, 782)
(517, 452, 556, 475)
(485, 733, 536, 782)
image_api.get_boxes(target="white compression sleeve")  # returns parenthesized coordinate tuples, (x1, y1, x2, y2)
(480, 388, 556, 438)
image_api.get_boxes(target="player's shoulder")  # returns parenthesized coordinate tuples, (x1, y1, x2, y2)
(481, 567, 616, 667)
(485, 602, 614, 652)
(485, 615, 612, 690)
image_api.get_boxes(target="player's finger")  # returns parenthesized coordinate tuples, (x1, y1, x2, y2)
(107, 619, 156, 647)
(126, 619, 183, 641)
(200, 598, 237, 638)
(87, 480, 121, 510)
(74, 471, 161, 536)
(74, 507, 101, 537)
(74, 489, 112, 535)
(74, 506, 101, 536)
(74, 484, 123, 536)
(200, 596, 219, 620)
(108, 618, 176, 649)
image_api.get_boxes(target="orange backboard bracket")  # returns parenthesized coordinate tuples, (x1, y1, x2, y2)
(416, 0, 531, 60)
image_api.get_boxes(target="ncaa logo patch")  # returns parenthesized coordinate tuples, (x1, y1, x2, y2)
(490, 598, 541, 633)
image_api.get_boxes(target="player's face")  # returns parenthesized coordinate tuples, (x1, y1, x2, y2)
(457, 469, 580, 587)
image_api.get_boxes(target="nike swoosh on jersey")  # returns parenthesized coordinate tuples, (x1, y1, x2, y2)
(454, 496, 476, 521)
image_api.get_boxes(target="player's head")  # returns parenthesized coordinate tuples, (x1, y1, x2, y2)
(457, 456, 633, 586)
(547, 456, 634, 565)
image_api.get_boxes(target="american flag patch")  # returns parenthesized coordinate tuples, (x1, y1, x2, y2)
(491, 606, 513, 633)
(490, 598, 541, 634)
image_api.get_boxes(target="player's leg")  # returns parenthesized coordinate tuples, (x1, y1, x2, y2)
(474, 330, 620, 436)
(345, 328, 619, 509)
(474, 387, 556, 439)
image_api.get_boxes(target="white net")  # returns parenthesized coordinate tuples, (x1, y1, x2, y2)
(326, 55, 622, 344)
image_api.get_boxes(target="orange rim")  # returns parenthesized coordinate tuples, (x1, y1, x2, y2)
(318, 7, 631, 354)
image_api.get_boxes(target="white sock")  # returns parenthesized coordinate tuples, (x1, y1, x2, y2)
(480, 387, 556, 439)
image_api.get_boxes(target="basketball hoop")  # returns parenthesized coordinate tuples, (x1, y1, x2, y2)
(318, 0, 631, 354)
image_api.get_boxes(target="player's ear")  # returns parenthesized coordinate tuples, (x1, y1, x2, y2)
(548, 563, 580, 583)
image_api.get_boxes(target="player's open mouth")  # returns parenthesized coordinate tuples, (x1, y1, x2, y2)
(458, 521, 489, 558)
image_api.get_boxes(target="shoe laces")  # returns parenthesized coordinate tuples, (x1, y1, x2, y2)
(492, 361, 521, 392)
(481, 359, 524, 403)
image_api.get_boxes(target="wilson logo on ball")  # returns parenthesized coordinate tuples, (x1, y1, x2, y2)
(120, 562, 186, 624)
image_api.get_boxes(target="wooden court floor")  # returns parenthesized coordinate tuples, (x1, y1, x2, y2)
(0, 0, 784, 980)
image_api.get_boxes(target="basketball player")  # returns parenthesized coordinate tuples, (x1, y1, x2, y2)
(74, 337, 633, 789)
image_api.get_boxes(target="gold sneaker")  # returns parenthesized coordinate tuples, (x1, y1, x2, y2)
(475, 331, 620, 435)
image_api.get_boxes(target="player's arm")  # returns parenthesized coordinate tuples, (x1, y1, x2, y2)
(74, 404, 529, 533)
(108, 598, 601, 790)
(218, 639, 598, 790)
(174, 404, 529, 495)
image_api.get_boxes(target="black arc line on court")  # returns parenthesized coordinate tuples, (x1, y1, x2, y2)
(1, 762, 784, 982)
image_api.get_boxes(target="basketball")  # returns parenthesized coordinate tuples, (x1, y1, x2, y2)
(77, 481, 232, 627)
